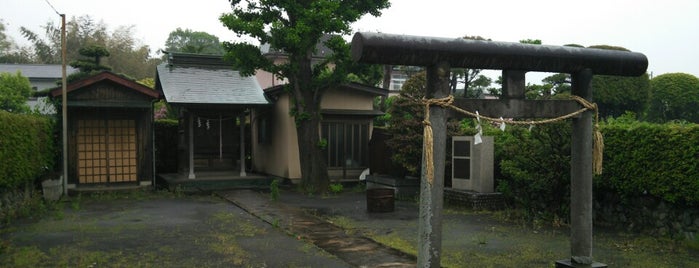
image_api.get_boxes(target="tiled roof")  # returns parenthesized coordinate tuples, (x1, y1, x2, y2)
(156, 63, 268, 105)
(0, 64, 77, 78)
(50, 71, 160, 99)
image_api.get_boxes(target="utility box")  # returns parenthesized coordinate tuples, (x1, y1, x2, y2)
(451, 136, 494, 193)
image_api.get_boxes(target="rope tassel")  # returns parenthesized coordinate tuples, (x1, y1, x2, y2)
(593, 124, 604, 175)
(421, 96, 454, 185)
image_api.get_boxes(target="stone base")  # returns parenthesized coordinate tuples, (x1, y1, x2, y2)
(555, 260, 607, 268)
(444, 188, 504, 210)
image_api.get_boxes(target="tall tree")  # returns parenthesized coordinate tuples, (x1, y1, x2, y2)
(19, 15, 158, 79)
(450, 35, 491, 97)
(0, 20, 12, 55)
(647, 72, 699, 123)
(589, 45, 650, 119)
(0, 20, 32, 63)
(164, 28, 224, 55)
(105, 25, 161, 79)
(220, 0, 390, 193)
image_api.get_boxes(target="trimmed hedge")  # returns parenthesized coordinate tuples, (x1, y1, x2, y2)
(0, 111, 55, 190)
(598, 120, 699, 205)
(490, 118, 699, 222)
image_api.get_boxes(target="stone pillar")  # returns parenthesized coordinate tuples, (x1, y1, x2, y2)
(501, 70, 526, 99)
(188, 112, 196, 179)
(417, 61, 450, 268)
(557, 68, 606, 267)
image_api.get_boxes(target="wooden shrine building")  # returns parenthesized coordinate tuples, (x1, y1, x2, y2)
(50, 71, 161, 189)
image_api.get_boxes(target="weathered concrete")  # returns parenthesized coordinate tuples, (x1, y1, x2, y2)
(568, 69, 596, 265)
(217, 190, 416, 267)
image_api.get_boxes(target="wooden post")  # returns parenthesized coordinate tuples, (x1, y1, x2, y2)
(60, 14, 67, 195)
(417, 61, 450, 267)
(239, 112, 247, 177)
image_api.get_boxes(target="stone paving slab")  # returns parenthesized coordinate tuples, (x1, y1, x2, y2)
(216, 190, 416, 268)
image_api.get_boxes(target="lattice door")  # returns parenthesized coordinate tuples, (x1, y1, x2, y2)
(77, 120, 137, 184)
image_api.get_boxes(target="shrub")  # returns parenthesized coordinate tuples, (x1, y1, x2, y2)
(0, 111, 55, 190)
(647, 73, 699, 123)
(0, 71, 32, 113)
(492, 114, 699, 223)
(494, 122, 572, 220)
(598, 119, 699, 205)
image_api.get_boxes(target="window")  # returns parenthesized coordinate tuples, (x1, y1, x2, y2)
(321, 121, 369, 168)
(452, 136, 472, 180)
(257, 116, 271, 144)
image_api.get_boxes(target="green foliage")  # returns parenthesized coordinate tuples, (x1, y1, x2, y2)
(385, 72, 426, 176)
(329, 183, 343, 194)
(385, 72, 463, 176)
(269, 180, 280, 201)
(519, 39, 542, 45)
(373, 95, 395, 127)
(220, 0, 390, 192)
(588, 45, 651, 119)
(68, 44, 112, 82)
(164, 28, 224, 55)
(493, 114, 699, 223)
(592, 73, 651, 119)
(0, 111, 55, 189)
(494, 122, 572, 220)
(0, 20, 33, 63)
(0, 71, 32, 113)
(17, 15, 159, 79)
(597, 119, 699, 204)
(647, 72, 699, 123)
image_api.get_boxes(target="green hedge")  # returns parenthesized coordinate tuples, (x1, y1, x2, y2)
(0, 111, 55, 190)
(492, 122, 572, 219)
(598, 120, 699, 205)
(489, 117, 699, 220)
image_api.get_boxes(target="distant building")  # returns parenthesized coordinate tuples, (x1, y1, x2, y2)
(0, 64, 77, 113)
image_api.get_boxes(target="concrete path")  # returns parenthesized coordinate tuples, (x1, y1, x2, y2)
(217, 190, 416, 268)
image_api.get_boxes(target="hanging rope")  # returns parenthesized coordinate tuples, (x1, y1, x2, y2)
(418, 95, 604, 186)
(421, 96, 455, 185)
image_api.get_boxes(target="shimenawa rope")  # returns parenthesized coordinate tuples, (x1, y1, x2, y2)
(419, 95, 604, 185)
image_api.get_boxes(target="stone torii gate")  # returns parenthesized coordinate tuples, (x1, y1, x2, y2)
(351, 32, 647, 267)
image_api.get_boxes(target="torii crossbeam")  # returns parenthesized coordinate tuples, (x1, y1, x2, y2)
(351, 32, 647, 268)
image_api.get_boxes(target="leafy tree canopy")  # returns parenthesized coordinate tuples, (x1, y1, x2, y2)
(164, 28, 224, 55)
(588, 45, 650, 119)
(220, 0, 389, 192)
(647, 72, 699, 123)
(0, 71, 32, 113)
(68, 45, 112, 82)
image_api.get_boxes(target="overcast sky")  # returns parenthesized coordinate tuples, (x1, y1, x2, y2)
(2, 0, 697, 80)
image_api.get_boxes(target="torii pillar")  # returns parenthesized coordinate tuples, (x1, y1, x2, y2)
(351, 32, 647, 268)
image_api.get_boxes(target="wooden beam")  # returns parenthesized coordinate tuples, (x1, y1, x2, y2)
(449, 99, 582, 119)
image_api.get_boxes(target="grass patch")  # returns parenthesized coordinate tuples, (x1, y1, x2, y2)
(372, 232, 417, 256)
(325, 215, 361, 235)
